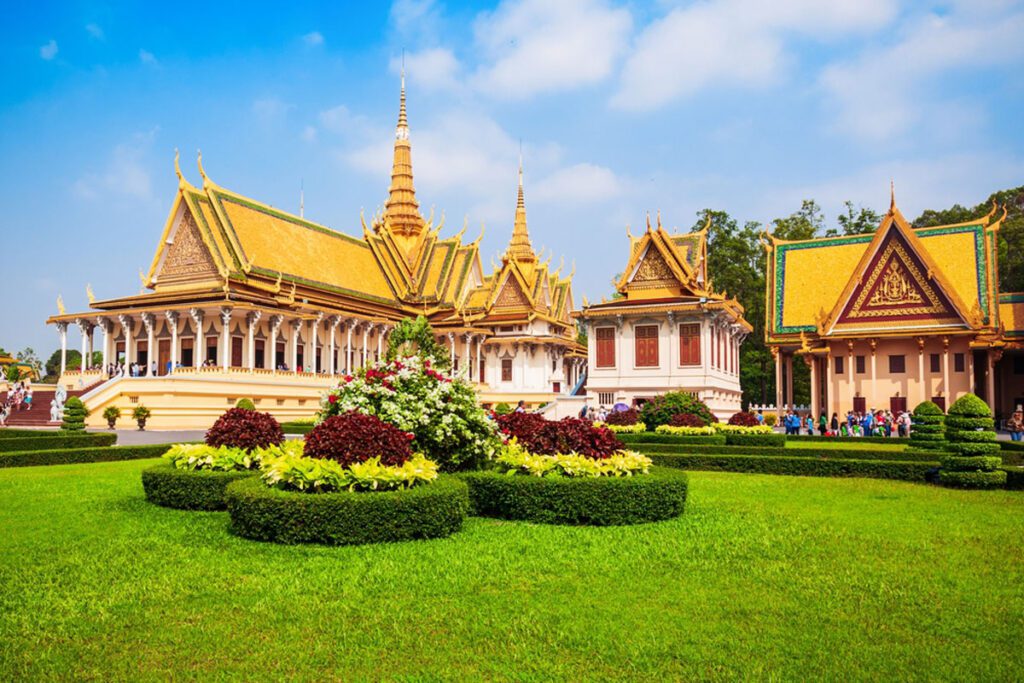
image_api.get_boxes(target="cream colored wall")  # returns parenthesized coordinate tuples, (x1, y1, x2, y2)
(824, 337, 973, 415)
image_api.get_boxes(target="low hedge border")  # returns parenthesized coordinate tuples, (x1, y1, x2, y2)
(281, 422, 315, 435)
(939, 455, 1002, 471)
(630, 443, 939, 462)
(617, 433, 726, 445)
(724, 433, 786, 447)
(785, 435, 893, 444)
(0, 428, 69, 439)
(938, 469, 1007, 489)
(459, 467, 688, 526)
(0, 433, 117, 453)
(225, 475, 469, 545)
(1002, 466, 1024, 490)
(142, 463, 257, 510)
(650, 453, 937, 482)
(0, 444, 170, 468)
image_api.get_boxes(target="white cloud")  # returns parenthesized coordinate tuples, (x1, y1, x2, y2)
(301, 125, 317, 142)
(252, 97, 294, 125)
(389, 0, 443, 41)
(85, 23, 104, 40)
(533, 163, 621, 203)
(318, 104, 379, 138)
(139, 49, 157, 65)
(72, 130, 158, 202)
(471, 0, 632, 99)
(819, 9, 1024, 141)
(39, 40, 58, 60)
(612, 0, 896, 110)
(303, 31, 324, 46)
(389, 48, 461, 92)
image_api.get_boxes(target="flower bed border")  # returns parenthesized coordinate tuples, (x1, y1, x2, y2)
(142, 462, 257, 510)
(459, 467, 688, 526)
(225, 475, 469, 545)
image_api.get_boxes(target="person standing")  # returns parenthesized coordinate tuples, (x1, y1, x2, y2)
(1008, 408, 1024, 442)
(818, 413, 827, 436)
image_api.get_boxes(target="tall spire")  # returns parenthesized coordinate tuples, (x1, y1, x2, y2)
(506, 151, 536, 264)
(382, 67, 424, 238)
(890, 179, 896, 212)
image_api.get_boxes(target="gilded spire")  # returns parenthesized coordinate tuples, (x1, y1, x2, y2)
(382, 68, 424, 238)
(890, 179, 896, 212)
(506, 153, 536, 263)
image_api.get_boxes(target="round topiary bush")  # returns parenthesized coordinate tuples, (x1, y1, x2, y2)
(605, 408, 639, 426)
(911, 401, 947, 451)
(493, 402, 512, 415)
(640, 392, 715, 431)
(142, 463, 256, 510)
(235, 398, 256, 410)
(60, 397, 88, 432)
(205, 408, 284, 452)
(460, 466, 689, 525)
(225, 474, 469, 545)
(728, 411, 760, 427)
(304, 411, 413, 467)
(495, 414, 622, 458)
(947, 393, 992, 417)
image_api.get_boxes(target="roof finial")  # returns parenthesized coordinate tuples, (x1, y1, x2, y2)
(890, 179, 896, 212)
(197, 149, 208, 183)
(397, 53, 408, 136)
(173, 148, 183, 185)
(645, 212, 652, 233)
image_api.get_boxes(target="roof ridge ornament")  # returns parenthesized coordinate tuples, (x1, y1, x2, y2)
(890, 179, 896, 212)
(174, 148, 183, 186)
(197, 149, 208, 185)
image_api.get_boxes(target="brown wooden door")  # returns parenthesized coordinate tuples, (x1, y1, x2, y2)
(853, 396, 866, 414)
(931, 396, 946, 411)
(157, 339, 171, 375)
(231, 337, 243, 367)
(890, 396, 907, 415)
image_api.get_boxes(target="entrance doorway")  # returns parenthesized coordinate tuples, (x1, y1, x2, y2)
(157, 339, 171, 375)
(853, 396, 866, 414)
(231, 337, 243, 367)
(890, 396, 907, 415)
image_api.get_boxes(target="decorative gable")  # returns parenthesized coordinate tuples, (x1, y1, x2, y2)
(830, 225, 966, 332)
(494, 273, 530, 308)
(157, 207, 218, 285)
(628, 244, 677, 289)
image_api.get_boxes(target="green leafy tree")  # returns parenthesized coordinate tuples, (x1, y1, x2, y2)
(386, 316, 450, 369)
(836, 201, 882, 236)
(44, 349, 103, 379)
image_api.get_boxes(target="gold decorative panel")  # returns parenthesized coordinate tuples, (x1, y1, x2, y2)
(159, 209, 218, 282)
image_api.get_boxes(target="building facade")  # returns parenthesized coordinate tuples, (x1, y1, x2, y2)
(578, 215, 751, 419)
(44, 77, 582, 428)
(765, 191, 1024, 420)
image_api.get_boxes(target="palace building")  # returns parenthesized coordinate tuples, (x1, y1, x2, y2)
(765, 190, 1024, 420)
(44, 77, 584, 428)
(578, 214, 752, 419)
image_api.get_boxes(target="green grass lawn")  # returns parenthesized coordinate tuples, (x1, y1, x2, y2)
(2, 459, 1022, 681)
(785, 439, 908, 452)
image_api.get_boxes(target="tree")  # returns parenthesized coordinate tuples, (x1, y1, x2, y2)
(771, 200, 824, 241)
(44, 349, 103, 379)
(385, 315, 449, 368)
(836, 201, 882, 236)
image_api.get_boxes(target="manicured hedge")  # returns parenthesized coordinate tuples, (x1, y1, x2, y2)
(142, 463, 257, 511)
(945, 416, 996, 430)
(724, 432, 786, 448)
(998, 449, 1024, 467)
(785, 435, 893, 444)
(617, 433, 727, 446)
(225, 475, 469, 545)
(0, 428, 66, 439)
(459, 467, 688, 526)
(0, 433, 117, 453)
(939, 455, 1002, 471)
(629, 443, 941, 462)
(938, 470, 1007, 489)
(1002, 466, 1024, 490)
(281, 422, 315, 435)
(0, 444, 170, 468)
(650, 453, 936, 482)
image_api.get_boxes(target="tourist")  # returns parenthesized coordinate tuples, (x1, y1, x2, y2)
(514, 400, 526, 413)
(756, 410, 764, 424)
(830, 412, 839, 434)
(1008, 408, 1024, 442)
(861, 411, 874, 437)
(578, 404, 588, 419)
(804, 413, 814, 435)
(818, 413, 827, 435)
(24, 389, 32, 411)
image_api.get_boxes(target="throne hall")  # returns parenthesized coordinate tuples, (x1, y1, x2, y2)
(46, 77, 585, 428)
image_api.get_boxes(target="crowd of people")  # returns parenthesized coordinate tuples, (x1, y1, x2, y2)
(781, 409, 914, 437)
(0, 380, 34, 426)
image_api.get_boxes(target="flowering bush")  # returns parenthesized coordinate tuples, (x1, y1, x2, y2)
(496, 440, 651, 477)
(598, 422, 647, 434)
(640, 392, 716, 430)
(262, 452, 439, 493)
(728, 411, 760, 427)
(712, 423, 773, 434)
(668, 413, 707, 428)
(205, 408, 284, 452)
(319, 355, 499, 471)
(605, 408, 639, 426)
(304, 411, 413, 467)
(655, 425, 717, 436)
(496, 413, 622, 459)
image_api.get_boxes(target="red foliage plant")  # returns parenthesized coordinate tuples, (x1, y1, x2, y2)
(668, 413, 707, 428)
(205, 408, 284, 452)
(605, 408, 639, 426)
(304, 411, 413, 467)
(496, 413, 623, 459)
(728, 411, 760, 427)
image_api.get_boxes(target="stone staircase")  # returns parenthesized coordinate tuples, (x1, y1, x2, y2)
(4, 386, 89, 427)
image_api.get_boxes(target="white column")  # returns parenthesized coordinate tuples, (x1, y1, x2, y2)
(78, 320, 89, 373)
(220, 308, 231, 370)
(269, 315, 283, 371)
(96, 318, 110, 376)
(190, 308, 204, 368)
(141, 313, 155, 377)
(118, 315, 133, 372)
(346, 321, 354, 373)
(808, 356, 819, 418)
(825, 350, 833, 417)
(917, 340, 926, 408)
(247, 311, 261, 370)
(309, 313, 322, 373)
(360, 324, 371, 368)
(290, 320, 299, 372)
(869, 340, 877, 406)
(328, 316, 339, 375)
(448, 332, 455, 369)
(476, 337, 483, 383)
(377, 325, 385, 361)
(166, 311, 179, 372)
(942, 338, 950, 400)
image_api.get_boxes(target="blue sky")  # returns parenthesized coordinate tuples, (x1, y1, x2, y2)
(2, 0, 1023, 356)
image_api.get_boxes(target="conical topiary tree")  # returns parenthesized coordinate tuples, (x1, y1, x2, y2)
(60, 397, 88, 432)
(939, 393, 1006, 489)
(910, 400, 946, 451)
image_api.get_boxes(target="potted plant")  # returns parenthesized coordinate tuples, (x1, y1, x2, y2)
(102, 406, 121, 430)
(132, 404, 152, 430)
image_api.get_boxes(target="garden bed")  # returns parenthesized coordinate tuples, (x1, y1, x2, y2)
(225, 475, 469, 545)
(142, 463, 257, 510)
(617, 433, 727, 446)
(460, 467, 689, 526)
(0, 444, 170, 468)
